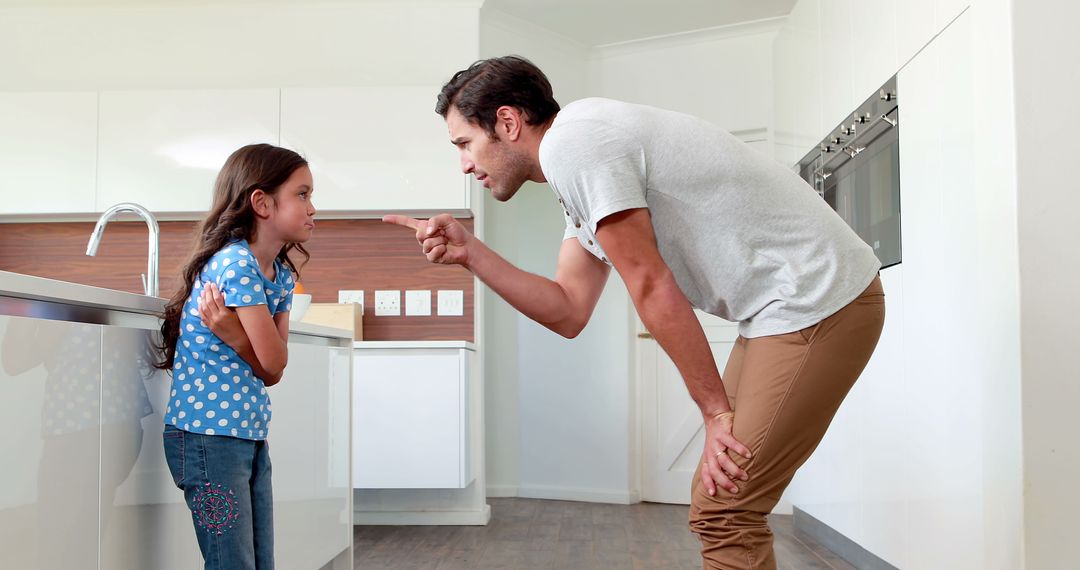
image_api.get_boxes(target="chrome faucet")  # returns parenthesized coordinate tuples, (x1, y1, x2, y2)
(86, 202, 160, 297)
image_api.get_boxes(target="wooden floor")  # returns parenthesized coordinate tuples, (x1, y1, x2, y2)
(353, 498, 856, 569)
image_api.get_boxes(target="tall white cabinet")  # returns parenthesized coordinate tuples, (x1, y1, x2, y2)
(775, 4, 989, 569)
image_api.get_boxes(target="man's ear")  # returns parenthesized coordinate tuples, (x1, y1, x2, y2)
(250, 189, 274, 219)
(495, 105, 524, 141)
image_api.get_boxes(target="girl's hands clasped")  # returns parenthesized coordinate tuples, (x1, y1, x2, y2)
(197, 282, 245, 349)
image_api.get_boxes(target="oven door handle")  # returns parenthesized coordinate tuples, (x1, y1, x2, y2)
(815, 110, 898, 179)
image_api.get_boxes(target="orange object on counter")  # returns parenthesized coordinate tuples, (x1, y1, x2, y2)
(294, 281, 306, 294)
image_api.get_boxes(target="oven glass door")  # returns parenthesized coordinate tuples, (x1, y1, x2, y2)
(822, 126, 901, 268)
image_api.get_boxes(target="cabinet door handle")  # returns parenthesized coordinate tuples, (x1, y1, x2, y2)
(637, 332, 654, 339)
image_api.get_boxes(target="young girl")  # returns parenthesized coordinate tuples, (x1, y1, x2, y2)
(155, 143, 315, 569)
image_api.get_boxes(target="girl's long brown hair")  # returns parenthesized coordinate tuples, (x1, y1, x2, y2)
(155, 143, 309, 370)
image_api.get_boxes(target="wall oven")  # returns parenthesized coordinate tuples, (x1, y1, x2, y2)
(798, 75, 901, 268)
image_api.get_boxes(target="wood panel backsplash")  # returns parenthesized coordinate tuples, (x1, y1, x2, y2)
(0, 219, 474, 341)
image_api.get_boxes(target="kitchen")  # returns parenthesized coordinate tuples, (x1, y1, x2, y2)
(0, 0, 1074, 569)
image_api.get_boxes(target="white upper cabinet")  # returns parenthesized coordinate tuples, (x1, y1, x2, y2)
(96, 89, 280, 213)
(0, 92, 98, 215)
(281, 87, 469, 213)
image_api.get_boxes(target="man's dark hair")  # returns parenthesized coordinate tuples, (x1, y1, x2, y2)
(436, 55, 560, 135)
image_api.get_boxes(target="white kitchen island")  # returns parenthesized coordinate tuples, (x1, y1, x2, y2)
(0, 270, 353, 570)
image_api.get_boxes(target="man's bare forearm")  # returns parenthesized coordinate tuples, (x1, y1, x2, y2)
(465, 239, 584, 336)
(632, 273, 731, 417)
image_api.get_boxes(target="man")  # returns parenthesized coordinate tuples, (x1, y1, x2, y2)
(385, 55, 885, 570)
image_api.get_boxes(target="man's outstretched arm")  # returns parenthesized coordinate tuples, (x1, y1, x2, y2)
(384, 213, 610, 338)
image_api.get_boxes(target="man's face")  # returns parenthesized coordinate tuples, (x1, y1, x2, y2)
(446, 106, 531, 202)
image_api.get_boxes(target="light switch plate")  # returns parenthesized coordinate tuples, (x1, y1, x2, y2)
(338, 289, 364, 305)
(437, 290, 464, 316)
(374, 290, 400, 316)
(405, 290, 432, 316)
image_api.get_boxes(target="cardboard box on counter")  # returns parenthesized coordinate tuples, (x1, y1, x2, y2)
(300, 302, 363, 340)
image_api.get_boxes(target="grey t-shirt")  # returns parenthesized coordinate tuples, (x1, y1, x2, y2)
(538, 97, 881, 338)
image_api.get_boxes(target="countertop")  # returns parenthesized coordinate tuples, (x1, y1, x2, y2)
(354, 340, 476, 351)
(0, 270, 349, 339)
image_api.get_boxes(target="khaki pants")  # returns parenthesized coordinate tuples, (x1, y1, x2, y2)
(689, 275, 885, 570)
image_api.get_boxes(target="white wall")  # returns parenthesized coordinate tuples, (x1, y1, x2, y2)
(1012, 1, 1080, 568)
(775, 1, 1025, 568)
(586, 22, 777, 505)
(480, 10, 778, 504)
(480, 8, 640, 503)
(587, 21, 778, 136)
(0, 1, 480, 90)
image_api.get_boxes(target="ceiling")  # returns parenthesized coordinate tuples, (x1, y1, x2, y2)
(483, 0, 798, 46)
(0, 0, 798, 47)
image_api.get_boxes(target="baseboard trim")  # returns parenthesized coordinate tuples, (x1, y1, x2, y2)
(353, 505, 491, 526)
(515, 485, 636, 505)
(485, 484, 519, 498)
(793, 507, 900, 570)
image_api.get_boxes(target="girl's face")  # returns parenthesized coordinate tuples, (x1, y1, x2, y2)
(268, 165, 316, 243)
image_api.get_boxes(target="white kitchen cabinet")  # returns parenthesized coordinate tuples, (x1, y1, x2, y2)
(895, 0, 938, 68)
(935, 0, 970, 32)
(819, 0, 855, 131)
(352, 343, 475, 489)
(99, 324, 202, 570)
(0, 316, 104, 569)
(97, 89, 280, 213)
(772, 14, 800, 167)
(281, 87, 469, 213)
(773, 0, 824, 167)
(270, 338, 353, 570)
(0, 92, 98, 215)
(851, 0, 897, 107)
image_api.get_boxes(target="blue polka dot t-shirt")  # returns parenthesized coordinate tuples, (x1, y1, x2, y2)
(165, 239, 295, 440)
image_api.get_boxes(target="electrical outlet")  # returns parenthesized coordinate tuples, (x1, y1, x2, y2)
(437, 290, 464, 316)
(338, 289, 364, 305)
(374, 290, 400, 316)
(405, 290, 432, 316)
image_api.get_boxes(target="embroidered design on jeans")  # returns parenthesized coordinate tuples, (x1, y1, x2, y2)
(192, 482, 239, 535)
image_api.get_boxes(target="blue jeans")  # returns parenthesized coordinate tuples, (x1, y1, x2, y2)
(163, 425, 274, 570)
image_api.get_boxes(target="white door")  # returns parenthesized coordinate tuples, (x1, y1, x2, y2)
(639, 310, 739, 504)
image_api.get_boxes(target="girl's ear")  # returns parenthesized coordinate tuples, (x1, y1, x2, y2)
(250, 189, 274, 219)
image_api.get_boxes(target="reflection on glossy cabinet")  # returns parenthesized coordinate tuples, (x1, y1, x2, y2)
(281, 87, 469, 212)
(100, 324, 202, 570)
(352, 347, 473, 489)
(270, 340, 353, 570)
(0, 316, 105, 569)
(0, 92, 98, 215)
(97, 89, 280, 213)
